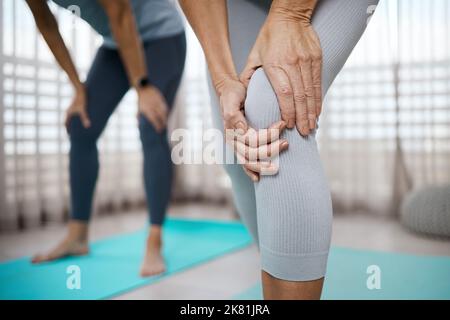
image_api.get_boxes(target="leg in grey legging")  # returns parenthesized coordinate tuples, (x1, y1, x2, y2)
(208, 1, 267, 245)
(208, 0, 379, 281)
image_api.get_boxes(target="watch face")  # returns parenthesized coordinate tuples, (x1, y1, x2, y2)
(139, 77, 149, 88)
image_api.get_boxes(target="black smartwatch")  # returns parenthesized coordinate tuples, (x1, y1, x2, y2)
(136, 76, 150, 89)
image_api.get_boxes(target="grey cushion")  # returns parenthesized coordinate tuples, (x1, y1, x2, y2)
(401, 185, 450, 237)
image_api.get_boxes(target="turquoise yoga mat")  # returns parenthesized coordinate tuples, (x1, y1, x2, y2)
(0, 218, 252, 300)
(235, 247, 450, 300)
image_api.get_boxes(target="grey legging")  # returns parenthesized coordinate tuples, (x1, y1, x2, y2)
(208, 0, 379, 281)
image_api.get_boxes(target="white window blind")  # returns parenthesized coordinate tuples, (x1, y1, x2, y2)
(317, 0, 450, 214)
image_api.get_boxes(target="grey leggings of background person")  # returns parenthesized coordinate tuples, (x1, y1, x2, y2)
(208, 0, 379, 281)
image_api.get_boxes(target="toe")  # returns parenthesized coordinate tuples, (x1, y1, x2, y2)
(31, 254, 47, 264)
(139, 262, 165, 277)
(31, 255, 41, 264)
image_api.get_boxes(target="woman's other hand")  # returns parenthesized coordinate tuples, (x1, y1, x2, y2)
(215, 76, 248, 134)
(215, 77, 288, 182)
(65, 84, 90, 131)
(138, 85, 169, 133)
(227, 120, 288, 182)
(241, 0, 322, 136)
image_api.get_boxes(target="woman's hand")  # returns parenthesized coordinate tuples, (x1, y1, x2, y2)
(228, 121, 289, 181)
(64, 84, 90, 131)
(215, 77, 288, 182)
(179, 0, 291, 180)
(241, 3, 322, 136)
(215, 76, 248, 133)
(138, 85, 168, 133)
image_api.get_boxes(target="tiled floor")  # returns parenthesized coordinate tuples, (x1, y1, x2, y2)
(0, 203, 449, 299)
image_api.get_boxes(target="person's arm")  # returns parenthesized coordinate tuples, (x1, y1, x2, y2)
(179, 0, 245, 125)
(179, 0, 287, 181)
(241, 0, 322, 136)
(97, 0, 146, 87)
(25, 0, 90, 128)
(97, 0, 168, 132)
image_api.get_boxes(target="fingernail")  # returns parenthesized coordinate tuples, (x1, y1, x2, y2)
(280, 140, 289, 150)
(301, 126, 310, 136)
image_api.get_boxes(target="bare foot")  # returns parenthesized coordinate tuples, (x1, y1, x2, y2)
(32, 239, 89, 264)
(140, 226, 166, 277)
(31, 221, 89, 264)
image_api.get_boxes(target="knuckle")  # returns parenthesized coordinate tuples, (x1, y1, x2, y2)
(293, 93, 306, 103)
(285, 54, 298, 66)
(300, 118, 309, 126)
(299, 54, 311, 63)
(305, 87, 314, 97)
(250, 147, 258, 161)
(276, 86, 293, 97)
(222, 110, 235, 121)
(243, 147, 250, 161)
(311, 52, 322, 60)
(267, 146, 272, 158)
(229, 112, 243, 122)
(281, 108, 296, 117)
(298, 108, 308, 118)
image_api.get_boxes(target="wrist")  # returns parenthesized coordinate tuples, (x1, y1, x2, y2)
(212, 73, 239, 96)
(134, 75, 150, 92)
(73, 82, 84, 94)
(269, 0, 317, 24)
(136, 84, 155, 98)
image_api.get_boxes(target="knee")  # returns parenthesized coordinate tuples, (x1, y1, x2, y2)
(245, 68, 281, 129)
(68, 116, 99, 145)
(138, 115, 167, 146)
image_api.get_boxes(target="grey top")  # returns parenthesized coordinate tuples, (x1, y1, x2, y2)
(51, 0, 184, 48)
